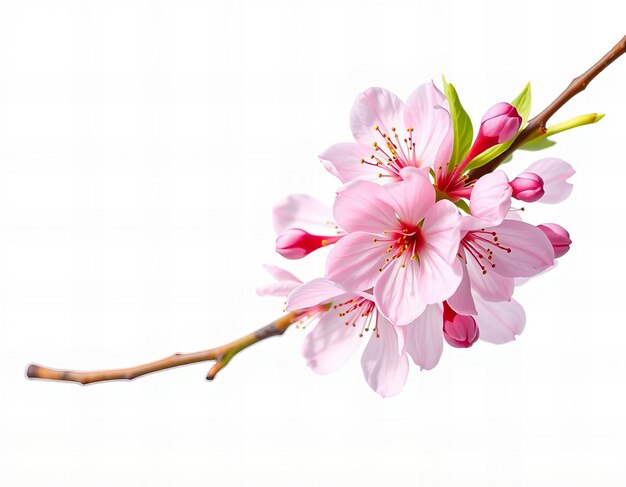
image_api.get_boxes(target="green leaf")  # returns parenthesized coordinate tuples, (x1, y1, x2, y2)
(510, 82, 532, 124)
(519, 137, 557, 151)
(519, 113, 603, 151)
(464, 83, 532, 171)
(442, 76, 473, 164)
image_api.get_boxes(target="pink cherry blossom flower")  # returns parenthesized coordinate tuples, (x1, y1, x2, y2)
(319, 83, 452, 183)
(287, 278, 408, 397)
(451, 218, 555, 310)
(273, 193, 345, 259)
(326, 167, 462, 327)
(445, 172, 555, 311)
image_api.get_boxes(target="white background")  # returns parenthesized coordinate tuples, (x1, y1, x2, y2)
(1, 1, 625, 485)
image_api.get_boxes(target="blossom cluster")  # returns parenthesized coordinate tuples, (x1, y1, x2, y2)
(259, 82, 575, 396)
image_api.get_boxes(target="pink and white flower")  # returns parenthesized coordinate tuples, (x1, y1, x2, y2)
(326, 167, 462, 327)
(319, 83, 452, 183)
(447, 171, 555, 311)
(287, 278, 408, 397)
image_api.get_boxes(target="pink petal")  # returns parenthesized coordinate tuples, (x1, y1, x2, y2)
(333, 180, 398, 233)
(467, 171, 512, 228)
(319, 142, 385, 183)
(417, 248, 463, 304)
(262, 264, 301, 283)
(404, 304, 444, 370)
(326, 231, 390, 292)
(256, 281, 302, 297)
(403, 82, 453, 169)
(302, 309, 362, 374)
(256, 264, 303, 297)
(286, 278, 347, 310)
(525, 158, 575, 204)
(361, 316, 409, 397)
(490, 220, 555, 278)
(273, 194, 335, 235)
(447, 259, 477, 315)
(374, 260, 427, 327)
(350, 87, 405, 145)
(465, 248, 515, 301)
(474, 294, 525, 344)
(384, 167, 435, 225)
(421, 199, 462, 263)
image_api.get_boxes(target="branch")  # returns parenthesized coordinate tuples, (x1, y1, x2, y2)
(26, 310, 308, 385)
(468, 34, 626, 181)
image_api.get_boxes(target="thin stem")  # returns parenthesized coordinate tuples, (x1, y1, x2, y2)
(468, 34, 626, 181)
(26, 310, 308, 385)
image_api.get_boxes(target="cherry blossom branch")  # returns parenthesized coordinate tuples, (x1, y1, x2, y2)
(25, 37, 626, 387)
(468, 34, 626, 181)
(26, 310, 308, 385)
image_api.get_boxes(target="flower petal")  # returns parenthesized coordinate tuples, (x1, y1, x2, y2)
(465, 248, 515, 302)
(303, 308, 362, 374)
(467, 170, 512, 229)
(361, 316, 409, 397)
(421, 199, 462, 263)
(417, 249, 463, 304)
(403, 82, 452, 168)
(404, 304, 444, 370)
(326, 231, 390, 292)
(286, 278, 347, 310)
(490, 220, 555, 278)
(350, 87, 405, 145)
(446, 259, 477, 315)
(256, 264, 303, 297)
(256, 281, 302, 297)
(273, 194, 336, 235)
(474, 294, 525, 344)
(525, 158, 575, 204)
(375, 260, 427, 327)
(333, 180, 398, 233)
(319, 142, 385, 183)
(386, 167, 435, 225)
(262, 264, 301, 283)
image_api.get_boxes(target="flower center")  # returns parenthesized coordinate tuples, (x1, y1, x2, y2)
(360, 125, 418, 178)
(333, 296, 377, 337)
(461, 229, 511, 274)
(375, 224, 424, 272)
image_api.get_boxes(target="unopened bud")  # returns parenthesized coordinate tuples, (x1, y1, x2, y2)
(510, 172, 545, 202)
(276, 228, 341, 260)
(464, 103, 522, 164)
(537, 223, 571, 258)
(443, 302, 479, 348)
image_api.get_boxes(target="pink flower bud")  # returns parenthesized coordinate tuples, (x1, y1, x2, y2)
(463, 103, 522, 164)
(480, 102, 522, 143)
(537, 223, 571, 258)
(443, 302, 479, 348)
(276, 228, 342, 260)
(510, 172, 545, 202)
